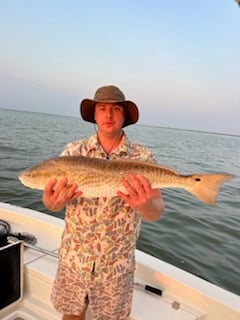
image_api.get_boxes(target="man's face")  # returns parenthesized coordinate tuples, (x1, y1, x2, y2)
(94, 103, 125, 134)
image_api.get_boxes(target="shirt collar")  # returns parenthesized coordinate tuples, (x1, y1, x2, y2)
(87, 132, 131, 158)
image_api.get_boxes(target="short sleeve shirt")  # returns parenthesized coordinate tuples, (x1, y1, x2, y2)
(59, 132, 155, 282)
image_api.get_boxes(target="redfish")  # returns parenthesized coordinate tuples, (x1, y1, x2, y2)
(19, 156, 233, 206)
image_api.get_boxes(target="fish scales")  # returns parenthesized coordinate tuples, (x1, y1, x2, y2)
(19, 155, 233, 206)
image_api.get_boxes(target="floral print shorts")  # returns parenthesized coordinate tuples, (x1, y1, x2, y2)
(51, 263, 134, 319)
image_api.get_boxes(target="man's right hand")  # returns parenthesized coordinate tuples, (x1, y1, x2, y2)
(42, 178, 82, 212)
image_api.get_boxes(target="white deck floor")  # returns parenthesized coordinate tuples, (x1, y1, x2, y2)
(0, 203, 239, 320)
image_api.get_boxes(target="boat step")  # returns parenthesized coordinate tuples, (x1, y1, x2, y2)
(1, 310, 45, 320)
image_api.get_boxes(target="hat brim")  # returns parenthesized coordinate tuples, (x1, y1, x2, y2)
(80, 99, 139, 128)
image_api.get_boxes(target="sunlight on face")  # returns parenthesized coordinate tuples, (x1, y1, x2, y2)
(94, 103, 126, 132)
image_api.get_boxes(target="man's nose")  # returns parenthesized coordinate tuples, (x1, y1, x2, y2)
(106, 108, 113, 117)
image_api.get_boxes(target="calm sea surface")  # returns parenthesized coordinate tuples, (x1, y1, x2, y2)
(0, 109, 240, 295)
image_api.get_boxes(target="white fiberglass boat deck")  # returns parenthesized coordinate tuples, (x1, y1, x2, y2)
(0, 202, 239, 320)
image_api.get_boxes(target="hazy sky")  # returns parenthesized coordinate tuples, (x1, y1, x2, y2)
(0, 1, 239, 135)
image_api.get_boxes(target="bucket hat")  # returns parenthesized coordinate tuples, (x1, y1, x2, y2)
(80, 85, 139, 127)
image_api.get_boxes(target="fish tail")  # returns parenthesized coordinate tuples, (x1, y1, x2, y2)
(186, 173, 233, 206)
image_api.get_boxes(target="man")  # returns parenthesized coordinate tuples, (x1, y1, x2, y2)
(43, 85, 165, 320)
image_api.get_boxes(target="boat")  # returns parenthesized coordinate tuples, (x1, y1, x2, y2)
(0, 202, 239, 320)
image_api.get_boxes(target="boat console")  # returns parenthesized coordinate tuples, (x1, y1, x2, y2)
(0, 240, 23, 311)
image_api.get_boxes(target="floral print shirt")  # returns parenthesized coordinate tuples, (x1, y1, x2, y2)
(59, 132, 155, 282)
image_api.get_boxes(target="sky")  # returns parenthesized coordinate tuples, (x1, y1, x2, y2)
(0, 1, 239, 135)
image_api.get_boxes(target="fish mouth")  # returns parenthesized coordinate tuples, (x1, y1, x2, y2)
(18, 172, 27, 185)
(18, 170, 32, 185)
(18, 171, 24, 181)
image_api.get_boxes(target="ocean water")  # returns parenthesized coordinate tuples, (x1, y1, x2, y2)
(0, 108, 240, 296)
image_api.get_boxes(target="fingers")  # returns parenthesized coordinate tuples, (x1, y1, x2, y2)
(44, 179, 57, 195)
(55, 179, 82, 202)
(117, 173, 152, 209)
(117, 174, 164, 221)
(64, 182, 82, 200)
(53, 178, 69, 199)
(42, 178, 82, 211)
(121, 174, 151, 198)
